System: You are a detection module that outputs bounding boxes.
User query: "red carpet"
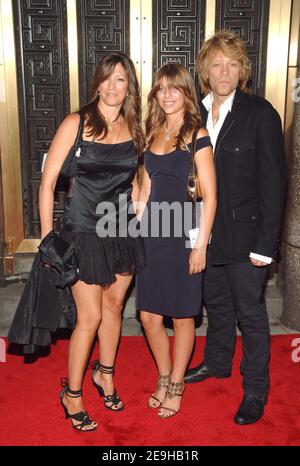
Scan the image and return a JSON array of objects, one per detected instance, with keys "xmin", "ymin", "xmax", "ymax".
[{"xmin": 0, "ymin": 335, "xmax": 300, "ymax": 446}]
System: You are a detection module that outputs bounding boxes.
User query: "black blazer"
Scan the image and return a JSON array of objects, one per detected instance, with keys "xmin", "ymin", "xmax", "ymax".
[{"xmin": 201, "ymin": 88, "xmax": 287, "ymax": 264}]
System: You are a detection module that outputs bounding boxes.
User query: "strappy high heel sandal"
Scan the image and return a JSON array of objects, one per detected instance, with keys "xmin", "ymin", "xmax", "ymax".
[
  {"xmin": 148, "ymin": 374, "xmax": 170, "ymax": 409},
  {"xmin": 59, "ymin": 379, "xmax": 97, "ymax": 432},
  {"xmin": 91, "ymin": 361, "xmax": 124, "ymax": 412},
  {"xmin": 158, "ymin": 381, "xmax": 185, "ymax": 419}
]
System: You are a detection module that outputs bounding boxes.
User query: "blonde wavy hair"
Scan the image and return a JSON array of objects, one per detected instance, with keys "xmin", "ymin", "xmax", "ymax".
[
  {"xmin": 196, "ymin": 30, "xmax": 251, "ymax": 95},
  {"xmin": 145, "ymin": 63, "xmax": 202, "ymax": 151}
]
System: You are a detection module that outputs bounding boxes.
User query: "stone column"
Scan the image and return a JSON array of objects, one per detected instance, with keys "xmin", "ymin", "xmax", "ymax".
[
  {"xmin": 0, "ymin": 152, "xmax": 4, "ymax": 286},
  {"xmin": 281, "ymin": 66, "xmax": 300, "ymax": 331}
]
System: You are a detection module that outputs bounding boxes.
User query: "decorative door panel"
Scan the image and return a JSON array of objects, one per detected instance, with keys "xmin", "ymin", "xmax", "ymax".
[
  {"xmin": 13, "ymin": 0, "xmax": 130, "ymax": 239},
  {"xmin": 216, "ymin": 0, "xmax": 270, "ymax": 96},
  {"xmin": 77, "ymin": 0, "xmax": 130, "ymax": 105},
  {"xmin": 152, "ymin": 0, "xmax": 205, "ymax": 92},
  {"xmin": 13, "ymin": 0, "xmax": 70, "ymax": 237}
]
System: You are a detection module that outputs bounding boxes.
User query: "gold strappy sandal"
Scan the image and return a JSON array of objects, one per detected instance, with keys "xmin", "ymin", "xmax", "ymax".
[
  {"xmin": 148, "ymin": 374, "xmax": 170, "ymax": 409},
  {"xmin": 158, "ymin": 381, "xmax": 185, "ymax": 419}
]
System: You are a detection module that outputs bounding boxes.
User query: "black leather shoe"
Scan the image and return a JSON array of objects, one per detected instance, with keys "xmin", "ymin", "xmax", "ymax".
[
  {"xmin": 234, "ymin": 394, "xmax": 267, "ymax": 425},
  {"xmin": 184, "ymin": 362, "xmax": 231, "ymax": 384}
]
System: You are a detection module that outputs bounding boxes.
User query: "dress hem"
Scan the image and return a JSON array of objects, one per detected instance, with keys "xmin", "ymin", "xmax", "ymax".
[{"xmin": 136, "ymin": 304, "xmax": 201, "ymax": 319}]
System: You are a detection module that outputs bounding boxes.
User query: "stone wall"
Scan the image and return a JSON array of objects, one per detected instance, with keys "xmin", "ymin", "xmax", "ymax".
[
  {"xmin": 0, "ymin": 152, "xmax": 4, "ymax": 285},
  {"xmin": 281, "ymin": 65, "xmax": 300, "ymax": 331}
]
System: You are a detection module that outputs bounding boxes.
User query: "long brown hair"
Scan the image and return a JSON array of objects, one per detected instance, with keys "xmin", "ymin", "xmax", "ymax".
[
  {"xmin": 145, "ymin": 63, "xmax": 202, "ymax": 150},
  {"xmin": 197, "ymin": 30, "xmax": 251, "ymax": 95},
  {"xmin": 80, "ymin": 52, "xmax": 144, "ymax": 155}
]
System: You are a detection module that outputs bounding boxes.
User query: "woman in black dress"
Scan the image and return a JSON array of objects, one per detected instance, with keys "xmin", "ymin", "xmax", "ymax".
[
  {"xmin": 136, "ymin": 63, "xmax": 217, "ymax": 419},
  {"xmin": 39, "ymin": 53, "xmax": 144, "ymax": 431}
]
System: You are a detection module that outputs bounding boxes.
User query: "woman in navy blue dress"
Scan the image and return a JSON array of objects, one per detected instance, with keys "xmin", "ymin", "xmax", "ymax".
[{"xmin": 136, "ymin": 63, "xmax": 217, "ymax": 419}]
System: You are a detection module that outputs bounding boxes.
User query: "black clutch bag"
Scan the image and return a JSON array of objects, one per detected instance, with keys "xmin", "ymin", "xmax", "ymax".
[{"xmin": 38, "ymin": 231, "xmax": 78, "ymax": 287}]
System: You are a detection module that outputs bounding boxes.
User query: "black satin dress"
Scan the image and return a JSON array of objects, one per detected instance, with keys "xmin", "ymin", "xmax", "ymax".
[{"xmin": 61, "ymin": 140, "xmax": 145, "ymax": 287}]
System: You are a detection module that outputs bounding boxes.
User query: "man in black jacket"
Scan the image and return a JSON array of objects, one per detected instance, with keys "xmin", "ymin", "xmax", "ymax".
[{"xmin": 185, "ymin": 30, "xmax": 287, "ymax": 425}]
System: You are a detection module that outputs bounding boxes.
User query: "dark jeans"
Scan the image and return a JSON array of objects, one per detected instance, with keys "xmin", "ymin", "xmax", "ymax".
[{"xmin": 203, "ymin": 250, "xmax": 270, "ymax": 398}]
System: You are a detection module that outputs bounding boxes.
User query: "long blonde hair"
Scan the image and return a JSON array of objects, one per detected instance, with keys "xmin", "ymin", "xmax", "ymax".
[
  {"xmin": 145, "ymin": 63, "xmax": 202, "ymax": 150},
  {"xmin": 197, "ymin": 30, "xmax": 251, "ymax": 95},
  {"xmin": 80, "ymin": 52, "xmax": 145, "ymax": 155}
]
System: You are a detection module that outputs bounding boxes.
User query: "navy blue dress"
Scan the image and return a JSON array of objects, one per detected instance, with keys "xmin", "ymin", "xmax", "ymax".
[{"xmin": 136, "ymin": 136, "xmax": 212, "ymax": 318}]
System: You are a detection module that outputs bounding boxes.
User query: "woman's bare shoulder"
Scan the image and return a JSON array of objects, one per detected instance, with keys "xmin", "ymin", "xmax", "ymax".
[
  {"xmin": 197, "ymin": 127, "xmax": 209, "ymax": 138},
  {"xmin": 61, "ymin": 112, "xmax": 81, "ymax": 129},
  {"xmin": 54, "ymin": 113, "xmax": 81, "ymax": 140}
]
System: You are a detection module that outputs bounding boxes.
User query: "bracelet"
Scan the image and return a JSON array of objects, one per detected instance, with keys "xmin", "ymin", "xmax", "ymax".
[
  {"xmin": 192, "ymin": 247, "xmax": 203, "ymax": 253},
  {"xmin": 192, "ymin": 246, "xmax": 207, "ymax": 253}
]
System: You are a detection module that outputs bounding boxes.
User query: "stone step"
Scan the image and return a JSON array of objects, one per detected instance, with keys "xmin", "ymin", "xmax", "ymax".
[
  {"xmin": 122, "ymin": 281, "xmax": 284, "ymax": 321},
  {"xmin": 0, "ymin": 277, "xmax": 284, "ymax": 339},
  {"xmin": 265, "ymin": 281, "xmax": 283, "ymax": 322},
  {"xmin": 10, "ymin": 254, "xmax": 285, "ymax": 321},
  {"xmin": 13, "ymin": 253, "xmax": 35, "ymax": 275}
]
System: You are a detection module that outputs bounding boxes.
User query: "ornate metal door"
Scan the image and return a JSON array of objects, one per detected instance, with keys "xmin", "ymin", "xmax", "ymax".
[
  {"xmin": 13, "ymin": 0, "xmax": 70, "ymax": 238},
  {"xmin": 77, "ymin": 0, "xmax": 130, "ymax": 104},
  {"xmin": 152, "ymin": 0, "xmax": 205, "ymax": 95},
  {"xmin": 216, "ymin": 0, "xmax": 270, "ymax": 96},
  {"xmin": 12, "ymin": 0, "xmax": 131, "ymax": 239}
]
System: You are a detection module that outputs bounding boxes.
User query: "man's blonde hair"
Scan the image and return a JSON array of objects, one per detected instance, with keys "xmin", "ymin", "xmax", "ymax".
[{"xmin": 196, "ymin": 30, "xmax": 251, "ymax": 95}]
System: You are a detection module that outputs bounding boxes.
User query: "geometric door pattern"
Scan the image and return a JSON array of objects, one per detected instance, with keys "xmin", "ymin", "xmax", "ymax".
[
  {"xmin": 77, "ymin": 0, "xmax": 130, "ymax": 105},
  {"xmin": 13, "ymin": 0, "xmax": 70, "ymax": 237},
  {"xmin": 12, "ymin": 0, "xmax": 271, "ymax": 238},
  {"xmin": 216, "ymin": 0, "xmax": 270, "ymax": 96},
  {"xmin": 152, "ymin": 0, "xmax": 206, "ymax": 94}
]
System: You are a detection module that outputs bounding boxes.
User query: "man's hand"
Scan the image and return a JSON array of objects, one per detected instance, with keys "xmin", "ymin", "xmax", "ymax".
[{"xmin": 250, "ymin": 258, "xmax": 268, "ymax": 267}]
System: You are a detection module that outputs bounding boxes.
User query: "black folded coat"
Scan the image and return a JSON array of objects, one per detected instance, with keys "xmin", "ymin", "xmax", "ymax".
[
  {"xmin": 7, "ymin": 232, "xmax": 77, "ymax": 354},
  {"xmin": 38, "ymin": 230, "xmax": 79, "ymax": 288}
]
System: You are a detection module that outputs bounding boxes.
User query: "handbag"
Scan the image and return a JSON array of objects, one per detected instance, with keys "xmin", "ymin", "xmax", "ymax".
[
  {"xmin": 187, "ymin": 129, "xmax": 202, "ymax": 203},
  {"xmin": 41, "ymin": 113, "xmax": 85, "ymax": 178},
  {"xmin": 187, "ymin": 129, "xmax": 203, "ymax": 246}
]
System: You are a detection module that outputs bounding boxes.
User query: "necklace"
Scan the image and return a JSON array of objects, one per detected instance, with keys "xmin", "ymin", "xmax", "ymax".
[
  {"xmin": 105, "ymin": 117, "xmax": 122, "ymax": 144},
  {"xmin": 106, "ymin": 114, "xmax": 120, "ymax": 132},
  {"xmin": 100, "ymin": 110, "xmax": 120, "ymax": 132},
  {"xmin": 163, "ymin": 120, "xmax": 182, "ymax": 141}
]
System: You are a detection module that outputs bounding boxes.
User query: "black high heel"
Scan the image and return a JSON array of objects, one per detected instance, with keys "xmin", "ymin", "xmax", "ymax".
[
  {"xmin": 59, "ymin": 378, "xmax": 97, "ymax": 431},
  {"xmin": 91, "ymin": 361, "xmax": 124, "ymax": 412}
]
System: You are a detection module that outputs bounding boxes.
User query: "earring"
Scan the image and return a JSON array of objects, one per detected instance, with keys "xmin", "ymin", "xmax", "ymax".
[{"xmin": 127, "ymin": 92, "xmax": 130, "ymax": 98}]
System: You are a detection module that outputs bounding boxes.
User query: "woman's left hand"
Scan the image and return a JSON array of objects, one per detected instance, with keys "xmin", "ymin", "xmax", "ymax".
[{"xmin": 189, "ymin": 247, "xmax": 207, "ymax": 275}]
